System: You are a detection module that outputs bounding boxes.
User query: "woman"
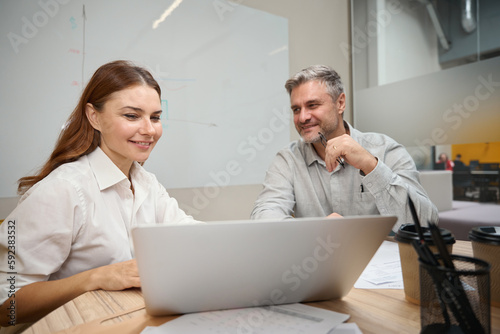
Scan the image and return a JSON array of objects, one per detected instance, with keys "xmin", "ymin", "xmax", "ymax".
[{"xmin": 0, "ymin": 60, "xmax": 198, "ymax": 330}]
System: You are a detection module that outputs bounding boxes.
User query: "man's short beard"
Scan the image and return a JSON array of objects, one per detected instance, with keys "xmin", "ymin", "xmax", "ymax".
[{"xmin": 302, "ymin": 132, "xmax": 322, "ymax": 144}]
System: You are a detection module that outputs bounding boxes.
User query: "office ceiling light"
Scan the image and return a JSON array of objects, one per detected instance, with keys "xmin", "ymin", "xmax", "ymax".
[
  {"xmin": 269, "ymin": 45, "xmax": 288, "ymax": 56},
  {"xmin": 152, "ymin": 0, "xmax": 184, "ymax": 29},
  {"xmin": 461, "ymin": 0, "xmax": 477, "ymax": 33}
]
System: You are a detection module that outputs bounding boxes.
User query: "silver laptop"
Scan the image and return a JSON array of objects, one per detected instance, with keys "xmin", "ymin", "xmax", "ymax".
[{"xmin": 132, "ymin": 215, "xmax": 397, "ymax": 316}]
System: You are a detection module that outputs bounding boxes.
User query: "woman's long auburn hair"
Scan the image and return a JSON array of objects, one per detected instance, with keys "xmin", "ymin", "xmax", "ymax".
[{"xmin": 17, "ymin": 60, "xmax": 161, "ymax": 195}]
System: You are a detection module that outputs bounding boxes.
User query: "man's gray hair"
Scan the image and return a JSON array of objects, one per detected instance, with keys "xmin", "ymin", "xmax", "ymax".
[{"xmin": 285, "ymin": 65, "xmax": 344, "ymax": 102}]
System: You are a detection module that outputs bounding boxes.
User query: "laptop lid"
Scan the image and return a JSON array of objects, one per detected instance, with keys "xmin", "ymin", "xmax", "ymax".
[{"xmin": 132, "ymin": 215, "xmax": 396, "ymax": 316}]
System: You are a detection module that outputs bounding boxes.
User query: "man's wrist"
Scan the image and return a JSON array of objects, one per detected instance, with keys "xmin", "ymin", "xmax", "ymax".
[{"xmin": 360, "ymin": 157, "xmax": 378, "ymax": 176}]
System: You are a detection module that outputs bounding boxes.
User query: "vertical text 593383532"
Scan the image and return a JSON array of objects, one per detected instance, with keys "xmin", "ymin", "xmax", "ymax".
[{"xmin": 5, "ymin": 219, "xmax": 17, "ymax": 326}]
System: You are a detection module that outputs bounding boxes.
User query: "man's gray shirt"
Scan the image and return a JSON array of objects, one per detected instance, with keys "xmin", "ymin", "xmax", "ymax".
[{"xmin": 251, "ymin": 123, "xmax": 438, "ymax": 232}]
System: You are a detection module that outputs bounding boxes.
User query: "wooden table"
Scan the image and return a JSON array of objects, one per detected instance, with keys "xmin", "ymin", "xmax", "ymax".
[{"xmin": 25, "ymin": 240, "xmax": 500, "ymax": 333}]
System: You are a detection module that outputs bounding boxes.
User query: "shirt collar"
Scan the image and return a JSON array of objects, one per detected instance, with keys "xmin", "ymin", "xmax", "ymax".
[
  {"xmin": 128, "ymin": 161, "xmax": 152, "ymax": 196},
  {"xmin": 345, "ymin": 121, "xmax": 360, "ymax": 142},
  {"xmin": 87, "ymin": 147, "xmax": 128, "ymax": 190},
  {"xmin": 303, "ymin": 141, "xmax": 324, "ymax": 167}
]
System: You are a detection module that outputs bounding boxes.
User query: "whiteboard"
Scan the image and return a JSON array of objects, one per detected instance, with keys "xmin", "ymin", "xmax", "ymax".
[{"xmin": 0, "ymin": 0, "xmax": 290, "ymax": 197}]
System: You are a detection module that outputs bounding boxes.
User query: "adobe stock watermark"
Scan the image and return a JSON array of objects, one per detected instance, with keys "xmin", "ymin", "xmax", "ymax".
[
  {"xmin": 236, "ymin": 234, "xmax": 341, "ymax": 333},
  {"xmin": 340, "ymin": 0, "xmax": 403, "ymax": 61},
  {"xmin": 411, "ymin": 73, "xmax": 500, "ymax": 163},
  {"xmin": 7, "ymin": 0, "xmax": 71, "ymax": 54},
  {"xmin": 212, "ymin": 0, "xmax": 245, "ymax": 21},
  {"xmin": 180, "ymin": 106, "xmax": 289, "ymax": 215}
]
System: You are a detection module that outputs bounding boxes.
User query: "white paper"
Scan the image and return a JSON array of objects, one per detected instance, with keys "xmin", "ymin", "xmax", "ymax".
[
  {"xmin": 141, "ymin": 303, "xmax": 350, "ymax": 334},
  {"xmin": 354, "ymin": 240, "xmax": 404, "ymax": 289}
]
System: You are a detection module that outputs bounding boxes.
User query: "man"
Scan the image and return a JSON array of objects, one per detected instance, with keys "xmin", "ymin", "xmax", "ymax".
[
  {"xmin": 453, "ymin": 154, "xmax": 466, "ymax": 169},
  {"xmin": 250, "ymin": 65, "xmax": 437, "ymax": 232}
]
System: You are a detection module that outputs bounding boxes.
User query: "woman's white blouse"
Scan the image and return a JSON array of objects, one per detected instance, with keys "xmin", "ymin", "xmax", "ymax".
[{"xmin": 0, "ymin": 147, "xmax": 198, "ymax": 304}]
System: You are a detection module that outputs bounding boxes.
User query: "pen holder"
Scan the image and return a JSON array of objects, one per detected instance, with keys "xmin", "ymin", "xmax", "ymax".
[{"xmin": 419, "ymin": 255, "xmax": 491, "ymax": 334}]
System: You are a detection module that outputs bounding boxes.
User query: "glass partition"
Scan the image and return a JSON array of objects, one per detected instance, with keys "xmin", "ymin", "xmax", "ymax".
[{"xmin": 351, "ymin": 0, "xmax": 500, "ymax": 204}]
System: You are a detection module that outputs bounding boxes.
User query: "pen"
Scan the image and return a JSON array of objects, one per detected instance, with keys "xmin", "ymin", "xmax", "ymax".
[
  {"xmin": 428, "ymin": 222, "xmax": 454, "ymax": 269},
  {"xmin": 318, "ymin": 132, "xmax": 345, "ymax": 169}
]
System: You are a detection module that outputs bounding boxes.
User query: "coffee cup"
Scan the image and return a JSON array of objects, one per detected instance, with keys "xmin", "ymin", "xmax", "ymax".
[
  {"xmin": 469, "ymin": 226, "xmax": 500, "ymax": 307},
  {"xmin": 395, "ymin": 223, "xmax": 455, "ymax": 305}
]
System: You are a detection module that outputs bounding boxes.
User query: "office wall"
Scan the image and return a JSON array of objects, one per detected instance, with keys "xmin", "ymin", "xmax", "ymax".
[
  {"xmin": 351, "ymin": 0, "xmax": 500, "ymax": 170},
  {"xmin": 352, "ymin": 0, "xmax": 441, "ymax": 90},
  {"xmin": 0, "ymin": 1, "xmax": 351, "ymax": 221},
  {"xmin": 355, "ymin": 56, "xmax": 500, "ymax": 148},
  {"xmin": 452, "ymin": 142, "xmax": 500, "ymax": 165}
]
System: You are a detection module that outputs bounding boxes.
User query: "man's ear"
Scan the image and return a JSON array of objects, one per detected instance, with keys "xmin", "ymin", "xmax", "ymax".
[
  {"xmin": 336, "ymin": 93, "xmax": 346, "ymax": 116},
  {"xmin": 85, "ymin": 103, "xmax": 101, "ymax": 131}
]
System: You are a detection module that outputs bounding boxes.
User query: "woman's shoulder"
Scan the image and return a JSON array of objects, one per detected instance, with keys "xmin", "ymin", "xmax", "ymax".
[
  {"xmin": 21, "ymin": 156, "xmax": 95, "ymax": 201},
  {"xmin": 46, "ymin": 156, "xmax": 94, "ymax": 184}
]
